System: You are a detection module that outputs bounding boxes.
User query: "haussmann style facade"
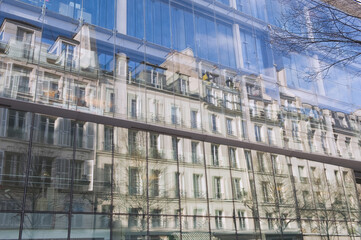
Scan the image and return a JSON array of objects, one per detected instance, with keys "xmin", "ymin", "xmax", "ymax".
[{"xmin": 0, "ymin": 0, "xmax": 361, "ymax": 240}]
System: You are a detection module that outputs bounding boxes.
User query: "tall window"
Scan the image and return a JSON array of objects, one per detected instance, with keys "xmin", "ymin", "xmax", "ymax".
[
  {"xmin": 61, "ymin": 42, "xmax": 75, "ymax": 67},
  {"xmin": 244, "ymin": 150, "xmax": 253, "ymax": 171},
  {"xmin": 211, "ymin": 144, "xmax": 219, "ymax": 166},
  {"xmin": 16, "ymin": 28, "xmax": 33, "ymax": 59},
  {"xmin": 193, "ymin": 174, "xmax": 203, "ymax": 198},
  {"xmin": 128, "ymin": 130, "xmax": 137, "ymax": 155},
  {"xmin": 149, "ymin": 133, "xmax": 159, "ymax": 158},
  {"xmin": 254, "ymin": 124, "xmax": 262, "ymax": 142},
  {"xmin": 241, "ymin": 120, "xmax": 247, "ymax": 139},
  {"xmin": 267, "ymin": 128, "xmax": 274, "ymax": 145},
  {"xmin": 104, "ymin": 126, "xmax": 113, "ymax": 151},
  {"xmin": 292, "ymin": 120, "xmax": 299, "ymax": 140},
  {"xmin": 277, "ymin": 183, "xmax": 284, "ymax": 204},
  {"xmin": 226, "ymin": 118, "xmax": 233, "ymax": 135},
  {"xmin": 129, "ymin": 167, "xmax": 140, "ymax": 195},
  {"xmin": 131, "ymin": 98, "xmax": 137, "ymax": 118},
  {"xmin": 233, "ymin": 178, "xmax": 243, "ymax": 200},
  {"xmin": 191, "ymin": 141, "xmax": 200, "ymax": 164},
  {"xmin": 171, "ymin": 105, "xmax": 178, "ymax": 124},
  {"xmin": 262, "ymin": 182, "xmax": 270, "ymax": 202},
  {"xmin": 172, "ymin": 137, "xmax": 178, "ymax": 161},
  {"xmin": 128, "ymin": 208, "xmax": 141, "ymax": 228},
  {"xmin": 151, "ymin": 209, "xmax": 161, "ymax": 228},
  {"xmin": 215, "ymin": 210, "xmax": 223, "ymax": 229},
  {"xmin": 214, "ymin": 177, "xmax": 222, "ymax": 199},
  {"xmin": 238, "ymin": 211, "xmax": 246, "ymax": 230},
  {"xmin": 229, "ymin": 147, "xmax": 237, "ymax": 168},
  {"xmin": 191, "ymin": 110, "xmax": 198, "ymax": 129},
  {"xmin": 150, "ymin": 170, "xmax": 160, "ymax": 197},
  {"xmin": 266, "ymin": 212, "xmax": 273, "ymax": 230},
  {"xmin": 257, "ymin": 152, "xmax": 266, "ymax": 172},
  {"xmin": 211, "ymin": 114, "xmax": 217, "ymax": 132}
]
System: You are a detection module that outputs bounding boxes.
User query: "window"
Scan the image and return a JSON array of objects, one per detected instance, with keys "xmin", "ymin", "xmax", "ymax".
[
  {"xmin": 271, "ymin": 155, "xmax": 281, "ymax": 174},
  {"xmin": 128, "ymin": 208, "xmax": 141, "ymax": 228},
  {"xmin": 35, "ymin": 115, "xmax": 55, "ymax": 145},
  {"xmin": 57, "ymin": 118, "xmax": 71, "ymax": 146},
  {"xmin": 150, "ymin": 170, "xmax": 160, "ymax": 197},
  {"xmin": 171, "ymin": 105, "xmax": 179, "ymax": 124},
  {"xmin": 61, "ymin": 42, "xmax": 75, "ymax": 67},
  {"xmin": 0, "ymin": 151, "xmax": 3, "ymax": 184},
  {"xmin": 214, "ymin": 177, "xmax": 222, "ymax": 199},
  {"xmin": 292, "ymin": 120, "xmax": 299, "ymax": 140},
  {"xmin": 277, "ymin": 183, "xmax": 284, "ymax": 204},
  {"xmin": 103, "ymin": 164, "xmax": 112, "ymax": 185},
  {"xmin": 16, "ymin": 27, "xmax": 33, "ymax": 59},
  {"xmin": 246, "ymin": 83, "xmax": 262, "ymax": 97},
  {"xmin": 172, "ymin": 137, "xmax": 178, "ymax": 160},
  {"xmin": 345, "ymin": 137, "xmax": 351, "ymax": 156},
  {"xmin": 191, "ymin": 110, "xmax": 198, "ymax": 129},
  {"xmin": 233, "ymin": 178, "xmax": 243, "ymax": 200},
  {"xmin": 211, "ymin": 144, "xmax": 219, "ymax": 166},
  {"xmin": 298, "ymin": 166, "xmax": 307, "ymax": 183},
  {"xmin": 128, "ymin": 130, "xmax": 138, "ymax": 155},
  {"xmin": 226, "ymin": 118, "xmax": 233, "ymax": 135},
  {"xmin": 193, "ymin": 174, "xmax": 203, "ymax": 198},
  {"xmin": 244, "ymin": 150, "xmax": 253, "ymax": 171},
  {"xmin": 131, "ymin": 98, "xmax": 137, "ymax": 118},
  {"xmin": 281, "ymin": 214, "xmax": 288, "ymax": 229},
  {"xmin": 193, "ymin": 209, "xmax": 203, "ymax": 229},
  {"xmin": 105, "ymin": 88, "xmax": 114, "ymax": 113},
  {"xmin": 321, "ymin": 131, "xmax": 327, "ymax": 153},
  {"xmin": 262, "ymin": 182, "xmax": 270, "ymax": 202},
  {"xmin": 215, "ymin": 210, "xmax": 223, "ymax": 229},
  {"xmin": 302, "ymin": 191, "xmax": 309, "ymax": 205},
  {"xmin": 257, "ymin": 152, "xmax": 266, "ymax": 172},
  {"xmin": 191, "ymin": 141, "xmax": 200, "ymax": 164},
  {"xmin": 238, "ymin": 211, "xmax": 246, "ymax": 230},
  {"xmin": 104, "ymin": 126, "xmax": 113, "ymax": 151},
  {"xmin": 151, "ymin": 209, "xmax": 161, "ymax": 228},
  {"xmin": 267, "ymin": 128, "xmax": 274, "ymax": 145},
  {"xmin": 241, "ymin": 120, "xmax": 247, "ymax": 139},
  {"xmin": 266, "ymin": 212, "xmax": 273, "ymax": 230},
  {"xmin": 129, "ymin": 167, "xmax": 140, "ymax": 195},
  {"xmin": 254, "ymin": 124, "xmax": 262, "ymax": 142},
  {"xmin": 334, "ymin": 170, "xmax": 340, "ymax": 186},
  {"xmin": 229, "ymin": 147, "xmax": 237, "ymax": 168},
  {"xmin": 211, "ymin": 114, "xmax": 217, "ymax": 132},
  {"xmin": 149, "ymin": 133, "xmax": 160, "ymax": 158}
]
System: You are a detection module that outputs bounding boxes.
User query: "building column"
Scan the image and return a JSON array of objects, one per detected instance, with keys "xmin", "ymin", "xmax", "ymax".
[{"xmin": 116, "ymin": 0, "xmax": 127, "ymax": 34}]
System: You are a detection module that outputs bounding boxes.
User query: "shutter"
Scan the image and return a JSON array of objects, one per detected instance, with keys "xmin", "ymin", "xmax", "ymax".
[
  {"xmin": 11, "ymin": 76, "xmax": 19, "ymax": 98},
  {"xmin": 0, "ymin": 108, "xmax": 7, "ymax": 137},
  {"xmin": 0, "ymin": 151, "xmax": 4, "ymax": 184},
  {"xmin": 36, "ymin": 70, "xmax": 44, "ymax": 98},
  {"xmin": 84, "ymin": 160, "xmax": 94, "ymax": 191},
  {"xmin": 4, "ymin": 63, "xmax": 13, "ymax": 88}
]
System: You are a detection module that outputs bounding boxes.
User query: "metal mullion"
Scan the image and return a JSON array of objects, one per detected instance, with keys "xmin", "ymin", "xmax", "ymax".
[
  {"xmin": 18, "ymin": 112, "xmax": 35, "ymax": 240},
  {"xmin": 201, "ymin": 141, "xmax": 212, "ymax": 240},
  {"xmin": 227, "ymin": 148, "xmax": 239, "ymax": 240},
  {"xmin": 3, "ymin": 96, "xmax": 361, "ymax": 173},
  {"xmin": 67, "ymin": 121, "xmax": 77, "ymax": 240}
]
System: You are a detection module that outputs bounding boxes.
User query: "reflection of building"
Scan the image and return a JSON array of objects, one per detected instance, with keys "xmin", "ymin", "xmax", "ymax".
[{"xmin": 0, "ymin": 1, "xmax": 360, "ymax": 240}]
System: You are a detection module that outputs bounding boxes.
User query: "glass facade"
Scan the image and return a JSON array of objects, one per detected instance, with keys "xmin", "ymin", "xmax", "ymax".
[{"xmin": 0, "ymin": 0, "xmax": 360, "ymax": 239}]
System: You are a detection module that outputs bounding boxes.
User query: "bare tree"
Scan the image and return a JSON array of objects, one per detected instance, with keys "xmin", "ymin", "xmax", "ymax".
[{"xmin": 270, "ymin": 0, "xmax": 361, "ymax": 79}]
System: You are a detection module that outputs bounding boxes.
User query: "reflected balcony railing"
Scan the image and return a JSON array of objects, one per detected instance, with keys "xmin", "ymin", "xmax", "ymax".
[
  {"xmin": 149, "ymin": 148, "xmax": 164, "ymax": 159},
  {"xmin": 194, "ymin": 191, "xmax": 206, "ymax": 199}
]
